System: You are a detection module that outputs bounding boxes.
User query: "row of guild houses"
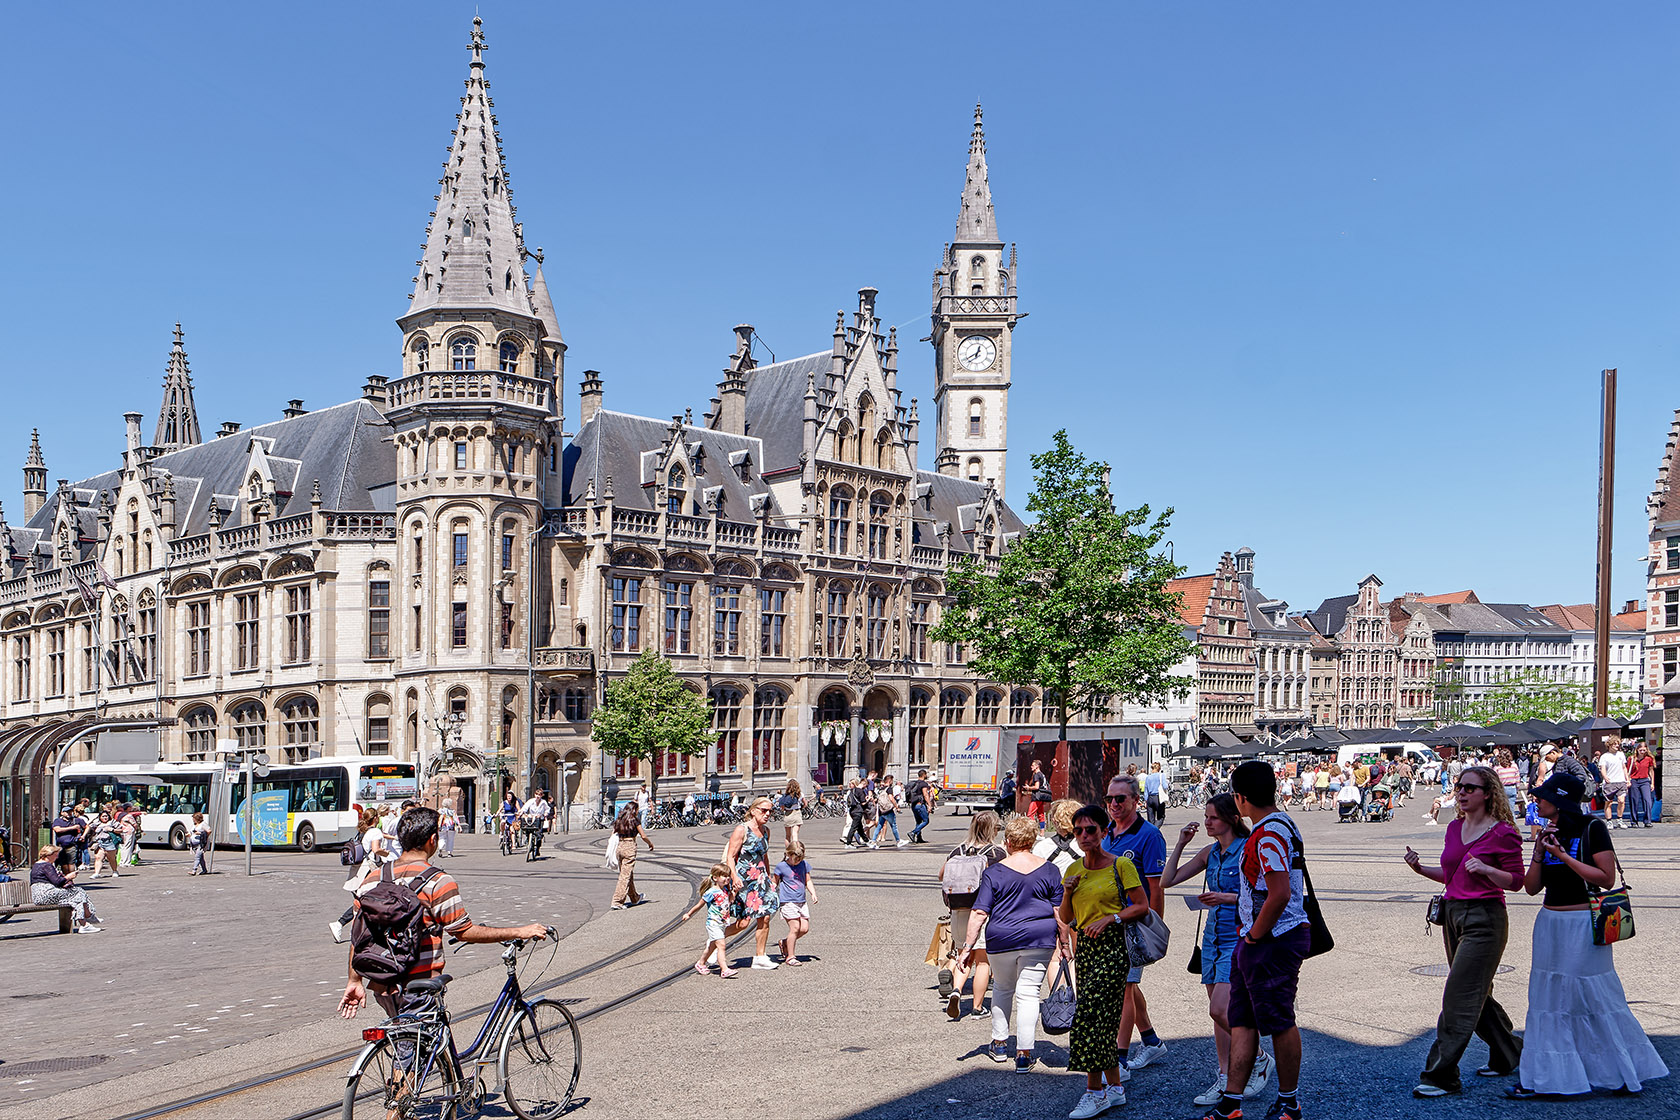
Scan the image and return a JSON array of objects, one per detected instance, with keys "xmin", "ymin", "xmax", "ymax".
[{"xmin": 0, "ymin": 19, "xmax": 1128, "ymax": 834}]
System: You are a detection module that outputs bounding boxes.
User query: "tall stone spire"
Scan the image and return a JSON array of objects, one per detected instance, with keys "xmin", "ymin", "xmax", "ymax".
[
  {"xmin": 408, "ymin": 16, "xmax": 533, "ymax": 317},
  {"xmin": 954, "ymin": 103, "xmax": 1000, "ymax": 244},
  {"xmin": 154, "ymin": 323, "xmax": 202, "ymax": 451},
  {"xmin": 22, "ymin": 429, "xmax": 46, "ymax": 521}
]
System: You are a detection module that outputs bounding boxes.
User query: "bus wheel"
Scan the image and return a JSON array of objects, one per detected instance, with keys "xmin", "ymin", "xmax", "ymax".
[
  {"xmin": 297, "ymin": 824, "xmax": 316, "ymax": 853},
  {"xmin": 169, "ymin": 824, "xmax": 188, "ymax": 851}
]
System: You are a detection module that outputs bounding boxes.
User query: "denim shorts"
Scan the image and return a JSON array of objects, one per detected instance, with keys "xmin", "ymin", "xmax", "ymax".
[{"xmin": 1201, "ymin": 929, "xmax": 1240, "ymax": 986}]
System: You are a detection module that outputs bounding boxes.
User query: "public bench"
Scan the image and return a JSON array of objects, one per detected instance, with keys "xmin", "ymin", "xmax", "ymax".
[{"xmin": 0, "ymin": 879, "xmax": 74, "ymax": 933}]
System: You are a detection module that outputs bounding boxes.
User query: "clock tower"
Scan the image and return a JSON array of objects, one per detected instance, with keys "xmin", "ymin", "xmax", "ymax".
[{"xmin": 931, "ymin": 104, "xmax": 1019, "ymax": 497}]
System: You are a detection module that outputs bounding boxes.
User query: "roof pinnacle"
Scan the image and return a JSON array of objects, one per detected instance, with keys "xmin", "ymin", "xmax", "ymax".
[
  {"xmin": 469, "ymin": 16, "xmax": 487, "ymax": 68},
  {"xmin": 970, "ymin": 102, "xmax": 985, "ymax": 155},
  {"xmin": 954, "ymin": 102, "xmax": 999, "ymax": 244},
  {"xmin": 25, "ymin": 428, "xmax": 45, "ymax": 469},
  {"xmin": 154, "ymin": 322, "xmax": 202, "ymax": 451}
]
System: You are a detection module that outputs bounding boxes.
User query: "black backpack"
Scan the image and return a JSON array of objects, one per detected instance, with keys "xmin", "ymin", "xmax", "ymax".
[
  {"xmin": 350, "ymin": 864, "xmax": 444, "ymax": 985},
  {"xmin": 339, "ymin": 837, "xmax": 368, "ymax": 867}
]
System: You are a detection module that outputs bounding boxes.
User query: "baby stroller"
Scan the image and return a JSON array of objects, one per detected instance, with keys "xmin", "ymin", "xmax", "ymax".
[
  {"xmin": 1336, "ymin": 794, "xmax": 1364, "ymax": 823},
  {"xmin": 1364, "ymin": 787, "xmax": 1394, "ymax": 823}
]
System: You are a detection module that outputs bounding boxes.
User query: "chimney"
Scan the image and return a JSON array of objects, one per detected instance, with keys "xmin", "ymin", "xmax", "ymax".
[
  {"xmin": 282, "ymin": 399, "xmax": 308, "ymax": 418},
  {"xmin": 716, "ymin": 325, "xmax": 753, "ymax": 436},
  {"xmin": 362, "ymin": 375, "xmax": 390, "ymax": 412},
  {"xmin": 1623, "ymin": 599, "xmax": 1639, "ymax": 615},
  {"xmin": 124, "ymin": 411, "xmax": 143, "ymax": 455},
  {"xmin": 217, "ymin": 421, "xmax": 241, "ymax": 439},
  {"xmin": 579, "ymin": 370, "xmax": 604, "ymax": 426}
]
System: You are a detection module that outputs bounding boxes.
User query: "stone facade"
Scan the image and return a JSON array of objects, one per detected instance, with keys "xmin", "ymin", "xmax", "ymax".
[
  {"xmin": 0, "ymin": 19, "xmax": 1100, "ymax": 828},
  {"xmin": 1647, "ymin": 409, "xmax": 1680, "ymax": 699},
  {"xmin": 1234, "ymin": 548, "xmax": 1310, "ymax": 737},
  {"xmin": 1168, "ymin": 553, "xmax": 1256, "ymax": 733},
  {"xmin": 1306, "ymin": 574, "xmax": 1396, "ymax": 729}
]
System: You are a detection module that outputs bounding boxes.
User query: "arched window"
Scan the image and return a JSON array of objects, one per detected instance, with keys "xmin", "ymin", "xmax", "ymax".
[
  {"xmin": 1009, "ymin": 689, "xmax": 1035, "ymax": 723},
  {"xmin": 183, "ymin": 705, "xmax": 216, "ymax": 761},
  {"xmin": 280, "ymin": 695, "xmax": 319, "ymax": 764},
  {"xmin": 753, "ymin": 687, "xmax": 786, "ymax": 772},
  {"xmin": 462, "ymin": 217, "xmax": 475, "ymax": 238},
  {"xmin": 412, "ymin": 337, "xmax": 430, "ymax": 373},
  {"xmin": 875, "ymin": 429, "xmax": 892, "ymax": 470},
  {"xmin": 819, "ymin": 688, "xmax": 849, "ymax": 724},
  {"xmin": 966, "ymin": 458, "xmax": 982, "ymax": 482},
  {"xmin": 827, "ymin": 487, "xmax": 852, "ymax": 554},
  {"xmin": 450, "ymin": 336, "xmax": 477, "ymax": 371},
  {"xmin": 857, "ymin": 394, "xmax": 875, "ymax": 464},
  {"xmin": 976, "ymin": 688, "xmax": 1002, "ymax": 723},
  {"xmin": 968, "ymin": 399, "xmax": 983, "ymax": 438},
  {"xmin": 971, "ymin": 255, "xmax": 985, "ymax": 278},
  {"xmin": 498, "ymin": 339, "xmax": 521, "ymax": 373},
  {"xmin": 939, "ymin": 688, "xmax": 967, "ymax": 727},
  {"xmin": 711, "ymin": 686, "xmax": 743, "ymax": 774},
  {"xmin": 365, "ymin": 695, "xmax": 391, "ymax": 755},
  {"xmin": 231, "ymin": 700, "xmax": 267, "ymax": 750},
  {"xmin": 908, "ymin": 687, "xmax": 931, "ymax": 764},
  {"xmin": 667, "ymin": 465, "xmax": 686, "ymax": 515}
]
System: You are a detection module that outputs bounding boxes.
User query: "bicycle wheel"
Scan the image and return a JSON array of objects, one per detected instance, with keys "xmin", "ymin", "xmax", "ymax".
[
  {"xmin": 498, "ymin": 998, "xmax": 581, "ymax": 1120},
  {"xmin": 342, "ymin": 1036, "xmax": 461, "ymax": 1120}
]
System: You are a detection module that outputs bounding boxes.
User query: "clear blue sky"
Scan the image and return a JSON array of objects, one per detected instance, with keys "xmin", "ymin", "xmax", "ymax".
[{"xmin": 7, "ymin": 3, "xmax": 1677, "ymax": 614}]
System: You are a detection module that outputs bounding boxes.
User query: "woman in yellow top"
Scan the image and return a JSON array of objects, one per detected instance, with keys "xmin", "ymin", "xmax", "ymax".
[{"xmin": 1057, "ymin": 804, "xmax": 1150, "ymax": 1119}]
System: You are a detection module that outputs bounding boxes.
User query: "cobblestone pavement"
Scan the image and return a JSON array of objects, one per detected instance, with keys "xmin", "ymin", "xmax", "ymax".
[{"xmin": 3, "ymin": 806, "xmax": 1676, "ymax": 1120}]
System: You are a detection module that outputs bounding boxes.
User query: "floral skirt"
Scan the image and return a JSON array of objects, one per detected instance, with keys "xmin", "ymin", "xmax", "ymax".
[{"xmin": 1068, "ymin": 927, "xmax": 1129, "ymax": 1073}]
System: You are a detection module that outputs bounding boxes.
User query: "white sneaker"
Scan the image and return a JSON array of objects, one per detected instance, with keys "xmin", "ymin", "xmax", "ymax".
[
  {"xmin": 1114, "ymin": 1064, "xmax": 1131, "ymax": 1083},
  {"xmin": 750, "ymin": 955, "xmax": 779, "ymax": 970},
  {"xmin": 1194, "ymin": 1074, "xmax": 1228, "ymax": 1106},
  {"xmin": 76, "ymin": 925, "xmax": 104, "ymax": 934},
  {"xmin": 868, "ymin": 841, "xmax": 879, "ymax": 849},
  {"xmin": 1069, "ymin": 1088, "xmax": 1114, "ymax": 1119},
  {"xmin": 328, "ymin": 920, "xmax": 346, "ymax": 944},
  {"xmin": 1126, "ymin": 1040, "xmax": 1168, "ymax": 1069},
  {"xmin": 1244, "ymin": 1050, "xmax": 1273, "ymax": 1097},
  {"xmin": 897, "ymin": 838, "xmax": 909, "ymax": 847}
]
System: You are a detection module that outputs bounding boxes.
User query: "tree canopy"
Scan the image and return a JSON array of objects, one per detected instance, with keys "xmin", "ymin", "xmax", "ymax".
[
  {"xmin": 931, "ymin": 430, "xmax": 1196, "ymax": 740},
  {"xmin": 1456, "ymin": 669, "xmax": 1643, "ymax": 726},
  {"xmin": 590, "ymin": 649, "xmax": 713, "ymax": 796}
]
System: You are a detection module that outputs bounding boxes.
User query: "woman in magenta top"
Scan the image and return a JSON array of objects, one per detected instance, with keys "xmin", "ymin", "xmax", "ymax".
[{"xmin": 1402, "ymin": 764, "xmax": 1525, "ymax": 1097}]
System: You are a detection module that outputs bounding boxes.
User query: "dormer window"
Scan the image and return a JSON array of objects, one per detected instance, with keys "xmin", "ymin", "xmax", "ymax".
[{"xmin": 667, "ymin": 465, "xmax": 686, "ymax": 515}]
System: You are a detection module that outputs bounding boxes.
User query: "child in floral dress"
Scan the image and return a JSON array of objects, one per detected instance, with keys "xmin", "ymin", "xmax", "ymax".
[{"xmin": 682, "ymin": 863, "xmax": 738, "ymax": 978}]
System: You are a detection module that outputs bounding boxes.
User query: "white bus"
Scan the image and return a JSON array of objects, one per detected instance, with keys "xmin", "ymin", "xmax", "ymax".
[{"xmin": 59, "ymin": 757, "xmax": 418, "ymax": 852}]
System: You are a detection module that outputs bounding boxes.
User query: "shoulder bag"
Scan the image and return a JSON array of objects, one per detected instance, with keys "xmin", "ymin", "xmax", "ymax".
[
  {"xmin": 1187, "ymin": 910, "xmax": 1204, "ymax": 975},
  {"xmin": 1116, "ymin": 860, "xmax": 1170, "ymax": 967},
  {"xmin": 1039, "ymin": 959, "xmax": 1076, "ymax": 1035},
  {"xmin": 1271, "ymin": 816, "xmax": 1334, "ymax": 958},
  {"xmin": 1588, "ymin": 838, "xmax": 1635, "ymax": 945}
]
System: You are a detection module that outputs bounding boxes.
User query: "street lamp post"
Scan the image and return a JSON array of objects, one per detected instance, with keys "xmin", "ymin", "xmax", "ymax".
[{"xmin": 421, "ymin": 710, "xmax": 465, "ymax": 809}]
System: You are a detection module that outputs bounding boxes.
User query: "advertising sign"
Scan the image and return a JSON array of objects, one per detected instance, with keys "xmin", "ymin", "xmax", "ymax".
[
  {"xmin": 358, "ymin": 766, "xmax": 420, "ymax": 803},
  {"xmin": 233, "ymin": 790, "xmax": 291, "ymax": 846},
  {"xmin": 942, "ymin": 727, "xmax": 1002, "ymax": 791}
]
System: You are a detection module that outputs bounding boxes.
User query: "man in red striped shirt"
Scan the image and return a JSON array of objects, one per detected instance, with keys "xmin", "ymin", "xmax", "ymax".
[{"xmin": 339, "ymin": 806, "xmax": 548, "ymax": 1021}]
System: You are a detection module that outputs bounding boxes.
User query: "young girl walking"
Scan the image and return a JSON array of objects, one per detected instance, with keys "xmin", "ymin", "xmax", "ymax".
[
  {"xmin": 773, "ymin": 840, "xmax": 817, "ymax": 964},
  {"xmin": 682, "ymin": 863, "xmax": 739, "ymax": 978}
]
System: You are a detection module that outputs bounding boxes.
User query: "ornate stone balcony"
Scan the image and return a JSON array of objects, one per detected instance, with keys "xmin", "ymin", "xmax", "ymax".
[{"xmin": 387, "ymin": 370, "xmax": 552, "ymax": 414}]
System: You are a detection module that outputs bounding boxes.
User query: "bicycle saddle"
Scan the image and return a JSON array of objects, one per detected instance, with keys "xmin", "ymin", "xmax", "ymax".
[{"xmin": 404, "ymin": 973, "xmax": 452, "ymax": 994}]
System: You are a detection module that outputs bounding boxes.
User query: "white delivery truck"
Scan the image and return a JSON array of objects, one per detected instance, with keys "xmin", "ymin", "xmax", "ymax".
[{"xmin": 939, "ymin": 725, "xmax": 1005, "ymax": 809}]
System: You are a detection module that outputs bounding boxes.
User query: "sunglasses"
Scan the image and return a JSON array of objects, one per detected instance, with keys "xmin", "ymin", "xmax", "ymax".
[
  {"xmin": 1073, "ymin": 824, "xmax": 1103, "ymax": 836},
  {"xmin": 1105, "ymin": 794, "xmax": 1132, "ymax": 804},
  {"xmin": 1454, "ymin": 782, "xmax": 1486, "ymax": 794}
]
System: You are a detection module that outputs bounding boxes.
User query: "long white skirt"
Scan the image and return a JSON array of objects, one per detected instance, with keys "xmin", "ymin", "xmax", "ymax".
[{"xmin": 1519, "ymin": 907, "xmax": 1668, "ymax": 1094}]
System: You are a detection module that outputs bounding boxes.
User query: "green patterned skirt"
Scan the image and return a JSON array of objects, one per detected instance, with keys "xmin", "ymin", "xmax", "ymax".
[{"xmin": 1069, "ymin": 927, "xmax": 1131, "ymax": 1073}]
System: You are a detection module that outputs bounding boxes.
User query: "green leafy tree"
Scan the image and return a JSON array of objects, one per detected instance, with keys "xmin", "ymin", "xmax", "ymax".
[
  {"xmin": 931, "ymin": 430, "xmax": 1197, "ymax": 741},
  {"xmin": 590, "ymin": 649, "xmax": 713, "ymax": 798},
  {"xmin": 1458, "ymin": 669, "xmax": 1643, "ymax": 725}
]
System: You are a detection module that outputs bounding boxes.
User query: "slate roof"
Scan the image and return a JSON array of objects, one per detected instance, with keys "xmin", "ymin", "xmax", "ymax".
[
  {"xmin": 22, "ymin": 399, "xmax": 395, "ymax": 546},
  {"xmin": 1243, "ymin": 582, "xmax": 1308, "ymax": 640},
  {"xmin": 1305, "ymin": 594, "xmax": 1356, "ymax": 639},
  {"xmin": 738, "ymin": 351, "xmax": 829, "ymax": 473},
  {"xmin": 1484, "ymin": 602, "xmax": 1570, "ymax": 638},
  {"xmin": 911, "ymin": 470, "xmax": 1025, "ymax": 553},
  {"xmin": 563, "ymin": 410, "xmax": 772, "ymax": 519}
]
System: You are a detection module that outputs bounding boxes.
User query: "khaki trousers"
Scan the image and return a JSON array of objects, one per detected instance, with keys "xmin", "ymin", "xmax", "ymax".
[
  {"xmin": 1420, "ymin": 898, "xmax": 1522, "ymax": 1091},
  {"xmin": 612, "ymin": 838, "xmax": 640, "ymax": 905}
]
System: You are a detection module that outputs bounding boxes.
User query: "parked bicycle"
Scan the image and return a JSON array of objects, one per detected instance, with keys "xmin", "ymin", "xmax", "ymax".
[{"xmin": 343, "ymin": 932, "xmax": 580, "ymax": 1120}]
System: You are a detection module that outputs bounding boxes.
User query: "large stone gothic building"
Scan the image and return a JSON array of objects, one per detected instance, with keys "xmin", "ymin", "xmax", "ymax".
[{"xmin": 0, "ymin": 19, "xmax": 1070, "ymax": 829}]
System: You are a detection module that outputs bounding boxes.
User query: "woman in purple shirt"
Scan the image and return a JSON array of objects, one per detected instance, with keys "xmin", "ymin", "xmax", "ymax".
[
  {"xmin": 1401, "ymin": 764, "xmax": 1524, "ymax": 1096},
  {"xmin": 961, "ymin": 815, "xmax": 1064, "ymax": 1073}
]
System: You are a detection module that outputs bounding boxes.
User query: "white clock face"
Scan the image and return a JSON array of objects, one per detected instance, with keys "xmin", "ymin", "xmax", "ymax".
[{"xmin": 957, "ymin": 335, "xmax": 997, "ymax": 372}]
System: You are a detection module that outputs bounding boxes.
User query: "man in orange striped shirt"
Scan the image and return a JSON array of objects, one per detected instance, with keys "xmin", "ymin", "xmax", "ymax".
[{"xmin": 339, "ymin": 806, "xmax": 549, "ymax": 1020}]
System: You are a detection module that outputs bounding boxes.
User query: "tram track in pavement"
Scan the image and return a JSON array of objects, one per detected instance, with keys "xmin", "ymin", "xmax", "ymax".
[{"xmin": 109, "ymin": 830, "xmax": 746, "ymax": 1120}]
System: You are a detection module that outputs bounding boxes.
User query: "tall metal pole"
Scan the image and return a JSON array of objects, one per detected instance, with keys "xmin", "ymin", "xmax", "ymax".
[
  {"xmin": 1594, "ymin": 368, "xmax": 1617, "ymax": 719},
  {"xmin": 243, "ymin": 756, "xmax": 254, "ymax": 876}
]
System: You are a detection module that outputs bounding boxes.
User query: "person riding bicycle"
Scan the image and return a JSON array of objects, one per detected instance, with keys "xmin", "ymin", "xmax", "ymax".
[
  {"xmin": 520, "ymin": 791, "xmax": 552, "ymax": 859},
  {"xmin": 339, "ymin": 807, "xmax": 549, "ymax": 1025},
  {"xmin": 498, "ymin": 793, "xmax": 520, "ymax": 853}
]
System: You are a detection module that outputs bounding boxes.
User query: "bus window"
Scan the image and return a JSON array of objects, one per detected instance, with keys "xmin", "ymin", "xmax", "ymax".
[{"xmin": 294, "ymin": 777, "xmax": 346, "ymax": 813}]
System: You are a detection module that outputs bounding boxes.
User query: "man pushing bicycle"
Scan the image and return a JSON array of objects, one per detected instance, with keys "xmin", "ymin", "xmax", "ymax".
[{"xmin": 339, "ymin": 806, "xmax": 549, "ymax": 1023}]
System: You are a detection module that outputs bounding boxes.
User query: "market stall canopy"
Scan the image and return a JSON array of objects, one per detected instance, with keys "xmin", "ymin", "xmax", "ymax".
[
  {"xmin": 1418, "ymin": 724, "xmax": 1527, "ymax": 749},
  {"xmin": 1625, "ymin": 708, "xmax": 1664, "ymax": 731}
]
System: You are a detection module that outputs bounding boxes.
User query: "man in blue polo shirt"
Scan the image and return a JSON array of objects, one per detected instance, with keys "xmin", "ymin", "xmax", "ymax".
[{"xmin": 1102, "ymin": 773, "xmax": 1169, "ymax": 1076}]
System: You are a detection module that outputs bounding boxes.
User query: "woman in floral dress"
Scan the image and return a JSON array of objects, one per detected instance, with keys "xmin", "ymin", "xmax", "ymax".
[{"xmin": 724, "ymin": 797, "xmax": 781, "ymax": 970}]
